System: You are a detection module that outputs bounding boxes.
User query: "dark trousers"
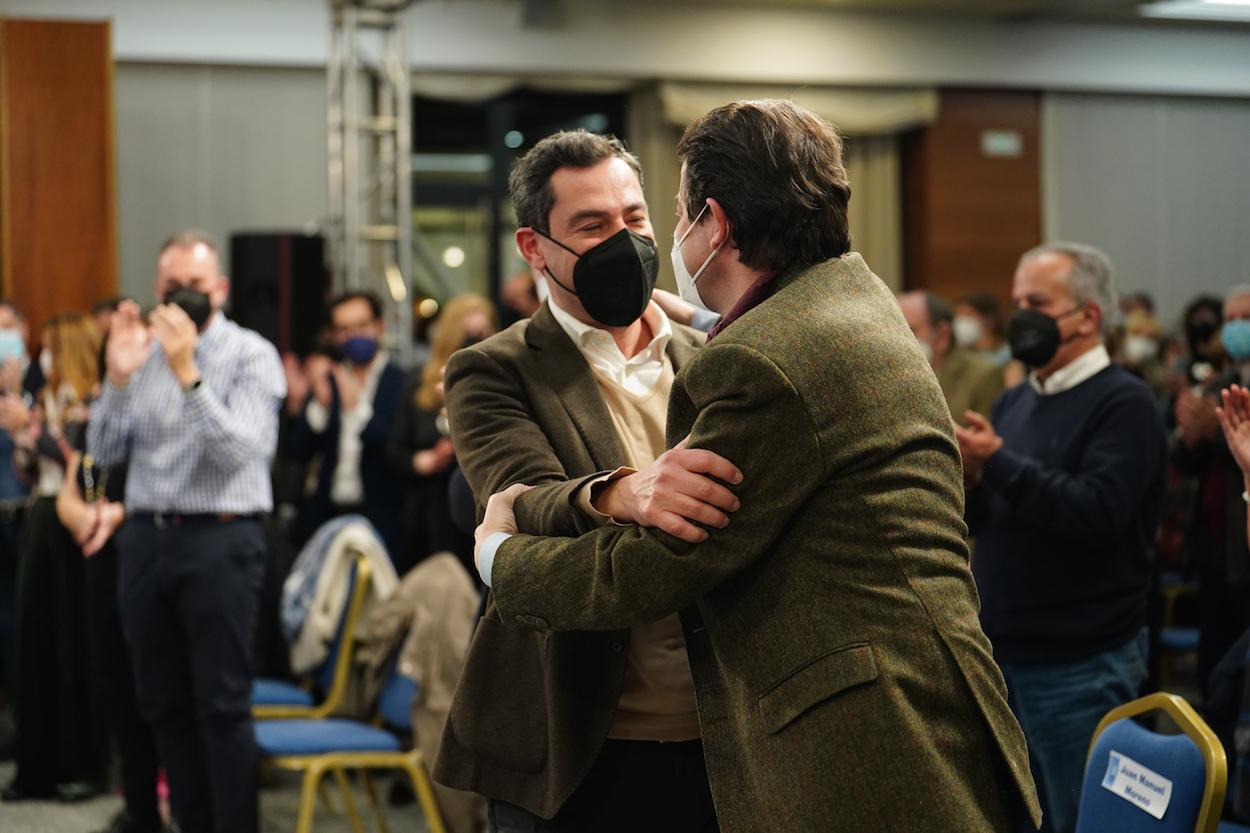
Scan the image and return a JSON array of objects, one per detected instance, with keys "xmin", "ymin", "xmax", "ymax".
[
  {"xmin": 116, "ymin": 516, "xmax": 265, "ymax": 833},
  {"xmin": 490, "ymin": 740, "xmax": 719, "ymax": 833},
  {"xmin": 0, "ymin": 506, "xmax": 22, "ymax": 696},
  {"xmin": 12, "ymin": 497, "xmax": 103, "ymax": 791},
  {"xmin": 86, "ymin": 541, "xmax": 161, "ymax": 828}
]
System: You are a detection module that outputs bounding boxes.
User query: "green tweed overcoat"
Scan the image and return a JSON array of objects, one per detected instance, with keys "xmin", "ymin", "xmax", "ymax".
[{"xmin": 490, "ymin": 253, "xmax": 1043, "ymax": 832}]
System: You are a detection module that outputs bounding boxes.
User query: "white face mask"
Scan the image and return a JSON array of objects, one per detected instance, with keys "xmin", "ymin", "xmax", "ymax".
[
  {"xmin": 671, "ymin": 204, "xmax": 722, "ymax": 313},
  {"xmin": 1123, "ymin": 334, "xmax": 1159, "ymax": 365},
  {"xmin": 39, "ymin": 347, "xmax": 52, "ymax": 378},
  {"xmin": 952, "ymin": 315, "xmax": 983, "ymax": 348}
]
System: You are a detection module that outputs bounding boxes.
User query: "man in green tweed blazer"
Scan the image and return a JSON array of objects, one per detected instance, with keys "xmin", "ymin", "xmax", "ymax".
[{"xmin": 475, "ymin": 100, "xmax": 1043, "ymax": 832}]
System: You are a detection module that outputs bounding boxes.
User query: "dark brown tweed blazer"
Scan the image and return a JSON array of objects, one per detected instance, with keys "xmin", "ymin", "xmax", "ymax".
[
  {"xmin": 488, "ymin": 254, "xmax": 1043, "ymax": 832},
  {"xmin": 432, "ymin": 302, "xmax": 704, "ymax": 816}
]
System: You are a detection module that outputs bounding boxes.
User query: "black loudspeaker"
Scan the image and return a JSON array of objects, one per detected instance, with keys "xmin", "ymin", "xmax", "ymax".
[{"xmin": 229, "ymin": 232, "xmax": 328, "ymax": 357}]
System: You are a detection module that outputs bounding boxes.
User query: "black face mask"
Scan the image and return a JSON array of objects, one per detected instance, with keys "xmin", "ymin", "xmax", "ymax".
[
  {"xmin": 1186, "ymin": 318, "xmax": 1220, "ymax": 353},
  {"xmin": 1007, "ymin": 306, "xmax": 1083, "ymax": 369},
  {"xmin": 536, "ymin": 227, "xmax": 659, "ymax": 327},
  {"xmin": 163, "ymin": 285, "xmax": 213, "ymax": 332}
]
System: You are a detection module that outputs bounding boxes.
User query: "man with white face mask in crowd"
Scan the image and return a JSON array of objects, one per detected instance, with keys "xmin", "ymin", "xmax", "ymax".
[
  {"xmin": 435, "ymin": 129, "xmax": 739, "ymax": 833},
  {"xmin": 898, "ymin": 290, "xmax": 1004, "ymax": 425}
]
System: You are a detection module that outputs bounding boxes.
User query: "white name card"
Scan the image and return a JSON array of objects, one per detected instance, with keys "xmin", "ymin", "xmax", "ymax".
[{"xmin": 1100, "ymin": 749, "xmax": 1174, "ymax": 820}]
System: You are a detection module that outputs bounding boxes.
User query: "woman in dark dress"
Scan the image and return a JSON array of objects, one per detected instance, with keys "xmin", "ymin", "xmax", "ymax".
[
  {"xmin": 2, "ymin": 313, "xmax": 105, "ymax": 802},
  {"xmin": 387, "ymin": 294, "xmax": 496, "ymax": 577}
]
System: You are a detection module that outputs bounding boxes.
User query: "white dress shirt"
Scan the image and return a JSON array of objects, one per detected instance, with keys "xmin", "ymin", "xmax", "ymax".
[
  {"xmin": 547, "ymin": 299, "xmax": 672, "ymax": 397},
  {"xmin": 306, "ymin": 352, "xmax": 388, "ymax": 506},
  {"xmin": 1029, "ymin": 344, "xmax": 1111, "ymax": 396}
]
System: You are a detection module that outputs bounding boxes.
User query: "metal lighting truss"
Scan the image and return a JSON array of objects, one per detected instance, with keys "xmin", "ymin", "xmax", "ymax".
[{"xmin": 327, "ymin": 0, "xmax": 413, "ymax": 354}]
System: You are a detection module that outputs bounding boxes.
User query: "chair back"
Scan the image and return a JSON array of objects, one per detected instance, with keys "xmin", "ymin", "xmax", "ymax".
[
  {"xmin": 377, "ymin": 663, "xmax": 419, "ymax": 731},
  {"xmin": 314, "ymin": 548, "xmax": 372, "ymax": 706},
  {"xmin": 1075, "ymin": 693, "xmax": 1227, "ymax": 833}
]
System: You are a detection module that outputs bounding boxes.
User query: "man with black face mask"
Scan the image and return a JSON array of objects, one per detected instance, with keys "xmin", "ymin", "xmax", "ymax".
[
  {"xmin": 87, "ymin": 230, "xmax": 285, "ymax": 833},
  {"xmin": 433, "ymin": 130, "xmax": 740, "ymax": 833},
  {"xmin": 955, "ymin": 242, "xmax": 1168, "ymax": 833}
]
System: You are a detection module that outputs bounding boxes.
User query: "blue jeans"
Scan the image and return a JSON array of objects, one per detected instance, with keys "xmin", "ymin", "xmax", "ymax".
[{"xmin": 999, "ymin": 630, "xmax": 1148, "ymax": 833}]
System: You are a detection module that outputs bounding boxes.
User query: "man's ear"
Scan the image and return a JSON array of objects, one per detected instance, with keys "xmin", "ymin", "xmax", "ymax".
[
  {"xmin": 1082, "ymin": 303, "xmax": 1103, "ymax": 336},
  {"xmin": 705, "ymin": 198, "xmax": 735, "ymax": 251},
  {"xmin": 515, "ymin": 228, "xmax": 546, "ymax": 273},
  {"xmin": 213, "ymin": 276, "xmax": 231, "ymax": 311}
]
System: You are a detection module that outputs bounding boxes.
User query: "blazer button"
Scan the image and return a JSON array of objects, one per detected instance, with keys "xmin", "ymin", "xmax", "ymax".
[{"xmin": 610, "ymin": 641, "xmax": 624, "ymax": 654}]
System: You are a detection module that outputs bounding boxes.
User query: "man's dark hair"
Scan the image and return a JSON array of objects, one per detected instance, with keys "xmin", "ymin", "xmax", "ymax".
[
  {"xmin": 329, "ymin": 290, "xmax": 384, "ymax": 322},
  {"xmin": 508, "ymin": 129, "xmax": 644, "ymax": 234},
  {"xmin": 924, "ymin": 292, "xmax": 954, "ymax": 330},
  {"xmin": 677, "ymin": 99, "xmax": 851, "ymax": 273},
  {"xmin": 957, "ymin": 291, "xmax": 1006, "ymax": 339},
  {"xmin": 92, "ymin": 295, "xmax": 130, "ymax": 315}
]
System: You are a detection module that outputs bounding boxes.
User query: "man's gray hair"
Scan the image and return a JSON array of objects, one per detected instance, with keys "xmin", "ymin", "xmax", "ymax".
[
  {"xmin": 1225, "ymin": 284, "xmax": 1250, "ymax": 305},
  {"xmin": 1020, "ymin": 241, "xmax": 1118, "ymax": 333}
]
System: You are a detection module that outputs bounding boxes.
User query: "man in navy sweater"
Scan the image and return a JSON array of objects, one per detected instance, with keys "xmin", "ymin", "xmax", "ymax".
[{"xmin": 956, "ymin": 242, "xmax": 1167, "ymax": 833}]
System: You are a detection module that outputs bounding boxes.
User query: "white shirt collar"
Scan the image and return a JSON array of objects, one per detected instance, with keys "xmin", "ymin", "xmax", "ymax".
[
  {"xmin": 1029, "ymin": 344, "xmax": 1111, "ymax": 396},
  {"xmin": 547, "ymin": 299, "xmax": 672, "ymax": 396}
]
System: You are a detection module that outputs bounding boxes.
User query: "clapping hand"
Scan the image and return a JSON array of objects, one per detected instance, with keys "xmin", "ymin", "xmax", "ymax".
[
  {"xmin": 105, "ymin": 300, "xmax": 151, "ymax": 387},
  {"xmin": 1216, "ymin": 384, "xmax": 1250, "ymax": 477},
  {"xmin": 149, "ymin": 303, "xmax": 200, "ymax": 387},
  {"xmin": 953, "ymin": 411, "xmax": 1003, "ymax": 483}
]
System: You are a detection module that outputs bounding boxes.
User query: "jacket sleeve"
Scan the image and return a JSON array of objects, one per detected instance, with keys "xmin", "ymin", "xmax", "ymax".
[
  {"xmin": 977, "ymin": 386, "xmax": 1166, "ymax": 541},
  {"xmin": 444, "ymin": 346, "xmax": 608, "ymax": 538},
  {"xmin": 489, "ymin": 342, "xmax": 823, "ymax": 631}
]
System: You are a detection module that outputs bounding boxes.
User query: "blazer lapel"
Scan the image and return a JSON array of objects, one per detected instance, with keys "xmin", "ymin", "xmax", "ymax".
[{"xmin": 524, "ymin": 304, "xmax": 627, "ymax": 471}]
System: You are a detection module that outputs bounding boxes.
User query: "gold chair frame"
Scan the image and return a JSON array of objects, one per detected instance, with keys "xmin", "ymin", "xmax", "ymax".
[
  {"xmin": 1085, "ymin": 692, "xmax": 1228, "ymax": 833},
  {"xmin": 254, "ymin": 549, "xmax": 372, "ymax": 720},
  {"xmin": 266, "ymin": 747, "xmax": 447, "ymax": 833}
]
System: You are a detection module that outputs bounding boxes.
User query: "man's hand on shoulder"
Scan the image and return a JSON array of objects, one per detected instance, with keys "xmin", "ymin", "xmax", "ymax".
[{"xmin": 593, "ymin": 436, "xmax": 743, "ymax": 544}]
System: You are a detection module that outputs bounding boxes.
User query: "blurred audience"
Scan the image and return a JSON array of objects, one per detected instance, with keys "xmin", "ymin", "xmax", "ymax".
[
  {"xmin": 498, "ymin": 269, "xmax": 542, "ymax": 326},
  {"xmin": 285, "ymin": 291, "xmax": 406, "ymax": 557},
  {"xmin": 1116, "ymin": 308, "xmax": 1169, "ymax": 404},
  {"xmin": 899, "ymin": 290, "xmax": 1003, "ymax": 424},
  {"xmin": 1171, "ymin": 285, "xmax": 1250, "ymax": 694},
  {"xmin": 0, "ymin": 301, "xmax": 32, "ymax": 716},
  {"xmin": 956, "ymin": 243, "xmax": 1167, "ymax": 833},
  {"xmin": 388, "ymin": 293, "xmax": 497, "ymax": 576},
  {"xmin": 954, "ymin": 291, "xmax": 1012, "ymax": 366},
  {"xmin": 4, "ymin": 312, "xmax": 106, "ymax": 803}
]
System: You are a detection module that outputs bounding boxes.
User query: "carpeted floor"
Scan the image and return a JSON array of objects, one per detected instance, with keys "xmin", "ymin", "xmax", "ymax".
[{"xmin": 0, "ymin": 761, "xmax": 433, "ymax": 833}]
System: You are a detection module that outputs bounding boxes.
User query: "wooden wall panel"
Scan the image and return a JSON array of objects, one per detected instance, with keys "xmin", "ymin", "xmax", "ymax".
[
  {"xmin": 0, "ymin": 18, "xmax": 116, "ymax": 349},
  {"xmin": 903, "ymin": 89, "xmax": 1041, "ymax": 309}
]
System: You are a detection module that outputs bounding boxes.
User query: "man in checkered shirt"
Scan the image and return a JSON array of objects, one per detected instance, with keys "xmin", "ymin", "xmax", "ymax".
[{"xmin": 88, "ymin": 229, "xmax": 285, "ymax": 833}]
